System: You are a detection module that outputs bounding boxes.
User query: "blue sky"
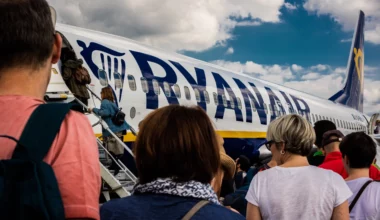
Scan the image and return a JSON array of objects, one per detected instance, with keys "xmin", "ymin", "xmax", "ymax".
[
  {"xmin": 51, "ymin": 0, "xmax": 380, "ymax": 114},
  {"xmin": 184, "ymin": 1, "xmax": 380, "ymax": 73}
]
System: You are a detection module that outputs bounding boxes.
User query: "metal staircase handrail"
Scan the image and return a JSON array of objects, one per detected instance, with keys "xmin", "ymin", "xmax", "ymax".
[
  {"xmin": 74, "ymin": 97, "xmax": 135, "ymax": 158},
  {"xmin": 97, "ymin": 138, "xmax": 137, "ymax": 182}
]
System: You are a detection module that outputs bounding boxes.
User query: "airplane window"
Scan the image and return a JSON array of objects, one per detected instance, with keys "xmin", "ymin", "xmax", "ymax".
[
  {"xmin": 173, "ymin": 84, "xmax": 181, "ymax": 98},
  {"xmin": 222, "ymin": 94, "xmax": 227, "ymax": 107},
  {"xmin": 333, "ymin": 118, "xmax": 336, "ymax": 125},
  {"xmin": 194, "ymin": 88, "xmax": 201, "ymax": 102},
  {"xmin": 128, "ymin": 75, "xmax": 137, "ymax": 91},
  {"xmin": 204, "ymin": 91, "xmax": 210, "ymax": 104},
  {"xmin": 274, "ymin": 105, "xmax": 279, "ymax": 116},
  {"xmin": 230, "ymin": 97, "xmax": 235, "ymax": 108},
  {"xmin": 264, "ymin": 104, "xmax": 268, "ymax": 114},
  {"xmin": 269, "ymin": 105, "xmax": 273, "ymax": 114},
  {"xmin": 114, "ymin": 72, "xmax": 123, "ymax": 89},
  {"xmin": 141, "ymin": 77, "xmax": 148, "ymax": 93},
  {"xmin": 237, "ymin": 97, "xmax": 242, "ymax": 110},
  {"xmin": 130, "ymin": 107, "xmax": 136, "ymax": 119},
  {"xmin": 98, "ymin": 69, "xmax": 108, "ymax": 87},
  {"xmin": 287, "ymin": 103, "xmax": 292, "ymax": 113},
  {"xmin": 184, "ymin": 86, "xmax": 191, "ymax": 100},
  {"xmin": 312, "ymin": 114, "xmax": 316, "ymax": 123},
  {"xmin": 213, "ymin": 92, "xmax": 218, "ymax": 105},
  {"xmin": 164, "ymin": 82, "xmax": 171, "ymax": 97},
  {"xmin": 251, "ymin": 101, "xmax": 257, "ymax": 112},
  {"xmin": 153, "ymin": 79, "xmax": 160, "ymax": 95}
]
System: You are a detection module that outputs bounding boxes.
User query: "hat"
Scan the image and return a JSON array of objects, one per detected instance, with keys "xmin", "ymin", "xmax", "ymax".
[
  {"xmin": 321, "ymin": 130, "xmax": 344, "ymax": 148},
  {"xmin": 216, "ymin": 134, "xmax": 236, "ymax": 180}
]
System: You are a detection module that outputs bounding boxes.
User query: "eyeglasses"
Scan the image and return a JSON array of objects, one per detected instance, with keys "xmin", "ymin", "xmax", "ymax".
[{"xmin": 265, "ymin": 140, "xmax": 274, "ymax": 151}]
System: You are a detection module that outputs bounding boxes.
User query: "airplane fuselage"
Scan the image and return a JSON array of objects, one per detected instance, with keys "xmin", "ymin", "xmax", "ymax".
[{"xmin": 48, "ymin": 24, "xmax": 369, "ymax": 160}]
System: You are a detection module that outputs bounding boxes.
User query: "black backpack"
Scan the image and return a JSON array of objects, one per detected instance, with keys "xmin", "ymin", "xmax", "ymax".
[
  {"xmin": 0, "ymin": 103, "xmax": 71, "ymax": 220},
  {"xmin": 112, "ymin": 107, "xmax": 126, "ymax": 126}
]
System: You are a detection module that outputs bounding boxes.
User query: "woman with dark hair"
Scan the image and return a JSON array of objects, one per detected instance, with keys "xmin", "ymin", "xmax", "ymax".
[
  {"xmin": 100, "ymin": 105, "xmax": 244, "ymax": 220},
  {"xmin": 89, "ymin": 87, "xmax": 129, "ymax": 176}
]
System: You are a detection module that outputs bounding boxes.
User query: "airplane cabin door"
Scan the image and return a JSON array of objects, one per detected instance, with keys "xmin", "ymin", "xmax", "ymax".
[{"xmin": 368, "ymin": 113, "xmax": 380, "ymax": 135}]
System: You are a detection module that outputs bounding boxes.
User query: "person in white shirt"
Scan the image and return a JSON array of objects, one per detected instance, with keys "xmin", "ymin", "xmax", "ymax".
[
  {"xmin": 340, "ymin": 132, "xmax": 380, "ymax": 220},
  {"xmin": 246, "ymin": 114, "xmax": 352, "ymax": 220}
]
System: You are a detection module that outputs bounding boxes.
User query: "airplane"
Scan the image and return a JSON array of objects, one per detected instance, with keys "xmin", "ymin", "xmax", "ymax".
[{"xmin": 46, "ymin": 9, "xmax": 380, "ymax": 166}]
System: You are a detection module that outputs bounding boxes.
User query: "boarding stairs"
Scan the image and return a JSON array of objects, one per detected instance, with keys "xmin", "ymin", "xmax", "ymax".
[{"xmin": 45, "ymin": 88, "xmax": 138, "ymax": 202}]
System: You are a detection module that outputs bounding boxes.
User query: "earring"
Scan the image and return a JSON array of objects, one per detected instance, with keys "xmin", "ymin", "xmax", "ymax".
[{"xmin": 280, "ymin": 150, "xmax": 285, "ymax": 155}]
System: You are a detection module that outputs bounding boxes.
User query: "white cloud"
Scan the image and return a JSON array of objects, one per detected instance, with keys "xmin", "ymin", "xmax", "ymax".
[
  {"xmin": 284, "ymin": 72, "xmax": 345, "ymax": 99},
  {"xmin": 311, "ymin": 64, "xmax": 329, "ymax": 71},
  {"xmin": 213, "ymin": 60, "xmax": 378, "ymax": 114},
  {"xmin": 235, "ymin": 21, "xmax": 262, "ymax": 26},
  {"xmin": 225, "ymin": 47, "xmax": 234, "ymax": 55},
  {"xmin": 212, "ymin": 60, "xmax": 293, "ymax": 84},
  {"xmin": 301, "ymin": 72, "xmax": 320, "ymax": 80},
  {"xmin": 284, "ymin": 2, "xmax": 297, "ymax": 10},
  {"xmin": 366, "ymin": 25, "xmax": 380, "ymax": 44},
  {"xmin": 364, "ymin": 79, "xmax": 380, "ymax": 114},
  {"xmin": 48, "ymin": 0, "xmax": 286, "ymax": 52},
  {"xmin": 291, "ymin": 64, "xmax": 303, "ymax": 72},
  {"xmin": 304, "ymin": 0, "xmax": 380, "ymax": 45},
  {"xmin": 340, "ymin": 38, "xmax": 352, "ymax": 43}
]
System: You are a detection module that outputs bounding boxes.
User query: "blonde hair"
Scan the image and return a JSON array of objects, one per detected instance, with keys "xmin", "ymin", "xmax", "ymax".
[{"xmin": 267, "ymin": 114, "xmax": 315, "ymax": 156}]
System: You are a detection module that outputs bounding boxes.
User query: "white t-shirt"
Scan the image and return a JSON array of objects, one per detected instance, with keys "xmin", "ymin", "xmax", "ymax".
[
  {"xmin": 346, "ymin": 177, "xmax": 380, "ymax": 220},
  {"xmin": 246, "ymin": 166, "xmax": 352, "ymax": 220}
]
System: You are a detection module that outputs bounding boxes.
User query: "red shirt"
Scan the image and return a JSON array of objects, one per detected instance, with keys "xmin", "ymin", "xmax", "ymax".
[{"xmin": 319, "ymin": 151, "xmax": 380, "ymax": 180}]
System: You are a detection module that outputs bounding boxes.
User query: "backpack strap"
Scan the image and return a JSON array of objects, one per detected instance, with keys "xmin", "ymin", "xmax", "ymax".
[
  {"xmin": 12, "ymin": 103, "xmax": 71, "ymax": 162},
  {"xmin": 349, "ymin": 180, "xmax": 373, "ymax": 212},
  {"xmin": 182, "ymin": 200, "xmax": 209, "ymax": 220}
]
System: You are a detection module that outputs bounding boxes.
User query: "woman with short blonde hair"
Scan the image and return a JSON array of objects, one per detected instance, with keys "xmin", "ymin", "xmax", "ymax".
[{"xmin": 246, "ymin": 114, "xmax": 352, "ymax": 220}]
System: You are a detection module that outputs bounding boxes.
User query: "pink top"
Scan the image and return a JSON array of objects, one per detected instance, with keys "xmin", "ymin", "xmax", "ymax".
[{"xmin": 0, "ymin": 95, "xmax": 100, "ymax": 220}]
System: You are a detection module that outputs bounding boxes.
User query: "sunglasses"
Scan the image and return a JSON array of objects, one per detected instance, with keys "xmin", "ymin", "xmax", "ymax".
[
  {"xmin": 265, "ymin": 140, "xmax": 274, "ymax": 151},
  {"xmin": 265, "ymin": 140, "xmax": 286, "ymax": 151}
]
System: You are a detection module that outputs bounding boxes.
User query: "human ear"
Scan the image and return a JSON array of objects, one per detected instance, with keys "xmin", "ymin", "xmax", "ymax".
[{"xmin": 51, "ymin": 33, "xmax": 62, "ymax": 64}]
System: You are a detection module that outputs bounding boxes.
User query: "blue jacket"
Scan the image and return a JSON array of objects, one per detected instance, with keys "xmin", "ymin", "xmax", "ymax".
[
  {"xmin": 93, "ymin": 99, "xmax": 129, "ymax": 137},
  {"xmin": 100, "ymin": 193, "xmax": 245, "ymax": 220}
]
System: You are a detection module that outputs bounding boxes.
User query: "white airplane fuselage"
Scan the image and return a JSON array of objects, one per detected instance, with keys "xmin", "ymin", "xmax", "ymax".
[{"xmin": 47, "ymin": 22, "xmax": 371, "ymax": 160}]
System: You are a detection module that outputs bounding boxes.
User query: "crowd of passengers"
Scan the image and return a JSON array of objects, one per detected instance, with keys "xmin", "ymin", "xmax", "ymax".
[{"xmin": 1, "ymin": 0, "xmax": 380, "ymax": 220}]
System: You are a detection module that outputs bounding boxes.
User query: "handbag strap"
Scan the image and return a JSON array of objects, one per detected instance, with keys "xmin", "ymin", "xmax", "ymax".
[
  {"xmin": 349, "ymin": 180, "xmax": 373, "ymax": 212},
  {"xmin": 182, "ymin": 200, "xmax": 209, "ymax": 220}
]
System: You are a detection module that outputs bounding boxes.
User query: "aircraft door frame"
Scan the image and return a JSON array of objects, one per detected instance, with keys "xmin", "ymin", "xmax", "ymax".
[{"xmin": 368, "ymin": 113, "xmax": 380, "ymax": 135}]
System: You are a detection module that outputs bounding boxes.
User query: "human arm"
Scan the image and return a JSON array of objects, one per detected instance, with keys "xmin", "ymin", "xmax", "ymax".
[
  {"xmin": 245, "ymin": 174, "xmax": 261, "ymax": 220},
  {"xmin": 246, "ymin": 203, "xmax": 262, "ymax": 220},
  {"xmin": 92, "ymin": 100, "xmax": 112, "ymax": 117},
  {"xmin": 45, "ymin": 111, "xmax": 101, "ymax": 220},
  {"xmin": 331, "ymin": 201, "xmax": 349, "ymax": 220},
  {"xmin": 331, "ymin": 172, "xmax": 351, "ymax": 220}
]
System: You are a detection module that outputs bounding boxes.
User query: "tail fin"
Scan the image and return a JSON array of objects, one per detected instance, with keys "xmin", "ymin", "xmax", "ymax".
[{"xmin": 329, "ymin": 10, "xmax": 365, "ymax": 112}]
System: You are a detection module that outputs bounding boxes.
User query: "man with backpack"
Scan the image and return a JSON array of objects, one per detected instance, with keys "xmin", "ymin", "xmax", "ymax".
[
  {"xmin": 0, "ymin": 1, "xmax": 100, "ymax": 219},
  {"xmin": 62, "ymin": 49, "xmax": 91, "ymax": 113},
  {"xmin": 340, "ymin": 132, "xmax": 380, "ymax": 219}
]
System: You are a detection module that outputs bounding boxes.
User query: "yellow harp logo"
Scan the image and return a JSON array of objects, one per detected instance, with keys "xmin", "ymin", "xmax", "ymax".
[{"xmin": 353, "ymin": 48, "xmax": 363, "ymax": 82}]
